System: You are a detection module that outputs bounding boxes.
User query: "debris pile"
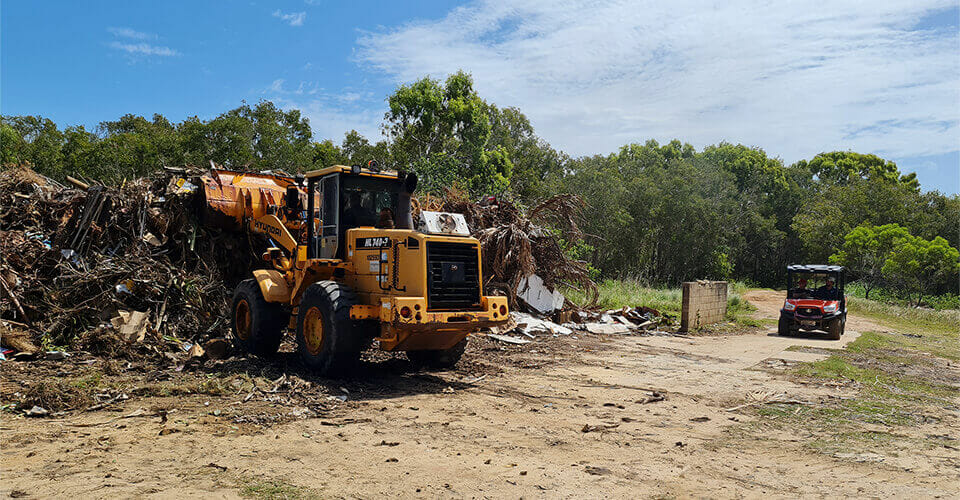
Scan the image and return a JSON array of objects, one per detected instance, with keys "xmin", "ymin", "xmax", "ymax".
[
  {"xmin": 422, "ymin": 189, "xmax": 599, "ymax": 312},
  {"xmin": 487, "ymin": 306, "xmax": 680, "ymax": 344},
  {"xmin": 0, "ymin": 166, "xmax": 253, "ymax": 359},
  {"xmin": 1, "ymin": 165, "xmax": 660, "ymax": 362}
]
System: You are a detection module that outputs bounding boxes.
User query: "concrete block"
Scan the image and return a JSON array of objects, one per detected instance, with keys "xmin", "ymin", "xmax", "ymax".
[{"xmin": 680, "ymin": 281, "xmax": 728, "ymax": 331}]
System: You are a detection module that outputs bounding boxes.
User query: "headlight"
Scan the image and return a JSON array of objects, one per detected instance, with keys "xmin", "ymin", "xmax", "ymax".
[
  {"xmin": 823, "ymin": 304, "xmax": 837, "ymax": 313},
  {"xmin": 784, "ymin": 301, "xmax": 796, "ymax": 311}
]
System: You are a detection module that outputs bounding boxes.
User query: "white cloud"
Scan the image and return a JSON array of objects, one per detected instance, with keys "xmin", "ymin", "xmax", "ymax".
[
  {"xmin": 288, "ymin": 100, "xmax": 384, "ymax": 143},
  {"xmin": 355, "ymin": 0, "xmax": 960, "ymax": 165},
  {"xmin": 268, "ymin": 79, "xmax": 286, "ymax": 93},
  {"xmin": 263, "ymin": 80, "xmax": 384, "ymax": 141},
  {"xmin": 337, "ymin": 92, "xmax": 362, "ymax": 103},
  {"xmin": 107, "ymin": 27, "xmax": 177, "ymax": 58},
  {"xmin": 109, "ymin": 41, "xmax": 179, "ymax": 57},
  {"xmin": 107, "ymin": 27, "xmax": 155, "ymax": 40},
  {"xmin": 273, "ymin": 10, "xmax": 306, "ymax": 27},
  {"xmin": 262, "ymin": 79, "xmax": 321, "ymax": 96}
]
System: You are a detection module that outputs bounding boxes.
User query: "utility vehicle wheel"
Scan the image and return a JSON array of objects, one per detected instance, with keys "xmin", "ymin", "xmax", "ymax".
[
  {"xmin": 826, "ymin": 318, "xmax": 842, "ymax": 340},
  {"xmin": 407, "ymin": 339, "xmax": 467, "ymax": 369},
  {"xmin": 231, "ymin": 279, "xmax": 287, "ymax": 356},
  {"xmin": 296, "ymin": 281, "xmax": 364, "ymax": 376},
  {"xmin": 777, "ymin": 317, "xmax": 791, "ymax": 336}
]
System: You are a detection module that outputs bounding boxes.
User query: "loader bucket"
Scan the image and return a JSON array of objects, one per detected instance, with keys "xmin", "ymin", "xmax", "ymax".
[{"xmin": 198, "ymin": 170, "xmax": 301, "ymax": 231}]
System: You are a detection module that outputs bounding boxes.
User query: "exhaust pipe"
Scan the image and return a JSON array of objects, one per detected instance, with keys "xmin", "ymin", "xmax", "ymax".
[{"xmin": 396, "ymin": 172, "xmax": 418, "ymax": 230}]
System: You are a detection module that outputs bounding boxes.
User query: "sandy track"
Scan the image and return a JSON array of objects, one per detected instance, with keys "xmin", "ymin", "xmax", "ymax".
[{"xmin": 2, "ymin": 292, "xmax": 956, "ymax": 498}]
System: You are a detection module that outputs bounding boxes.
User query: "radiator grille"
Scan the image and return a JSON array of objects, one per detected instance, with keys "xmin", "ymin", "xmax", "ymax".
[{"xmin": 426, "ymin": 241, "xmax": 481, "ymax": 311}]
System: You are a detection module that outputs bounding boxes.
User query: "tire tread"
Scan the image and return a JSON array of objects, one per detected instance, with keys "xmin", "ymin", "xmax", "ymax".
[
  {"xmin": 296, "ymin": 281, "xmax": 365, "ymax": 376},
  {"xmin": 231, "ymin": 279, "xmax": 287, "ymax": 356}
]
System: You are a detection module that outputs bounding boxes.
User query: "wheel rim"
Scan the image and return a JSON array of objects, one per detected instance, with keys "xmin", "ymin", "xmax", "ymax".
[
  {"xmin": 302, "ymin": 306, "xmax": 324, "ymax": 355},
  {"xmin": 235, "ymin": 299, "xmax": 251, "ymax": 340}
]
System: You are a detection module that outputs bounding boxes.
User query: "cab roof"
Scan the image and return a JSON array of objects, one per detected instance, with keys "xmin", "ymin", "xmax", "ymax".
[
  {"xmin": 787, "ymin": 264, "xmax": 845, "ymax": 273},
  {"xmin": 304, "ymin": 165, "xmax": 401, "ymax": 180}
]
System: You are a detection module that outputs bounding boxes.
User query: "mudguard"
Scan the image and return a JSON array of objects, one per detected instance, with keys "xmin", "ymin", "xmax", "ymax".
[{"xmin": 252, "ymin": 269, "xmax": 290, "ymax": 303}]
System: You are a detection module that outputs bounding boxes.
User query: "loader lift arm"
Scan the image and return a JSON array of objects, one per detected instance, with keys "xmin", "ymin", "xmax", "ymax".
[{"xmin": 248, "ymin": 214, "xmax": 300, "ymax": 271}]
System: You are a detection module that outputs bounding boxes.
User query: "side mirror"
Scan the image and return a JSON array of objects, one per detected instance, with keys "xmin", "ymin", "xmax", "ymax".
[{"xmin": 285, "ymin": 185, "xmax": 300, "ymax": 212}]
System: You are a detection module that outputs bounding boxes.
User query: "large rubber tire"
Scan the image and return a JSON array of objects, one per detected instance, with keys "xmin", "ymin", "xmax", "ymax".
[
  {"xmin": 777, "ymin": 316, "xmax": 791, "ymax": 336},
  {"xmin": 231, "ymin": 279, "xmax": 287, "ymax": 356},
  {"xmin": 826, "ymin": 318, "xmax": 842, "ymax": 340},
  {"xmin": 296, "ymin": 281, "xmax": 364, "ymax": 376},
  {"xmin": 407, "ymin": 339, "xmax": 467, "ymax": 369}
]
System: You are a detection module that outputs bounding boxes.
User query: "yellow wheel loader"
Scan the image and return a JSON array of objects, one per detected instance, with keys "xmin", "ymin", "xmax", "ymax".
[{"xmin": 198, "ymin": 164, "xmax": 509, "ymax": 375}]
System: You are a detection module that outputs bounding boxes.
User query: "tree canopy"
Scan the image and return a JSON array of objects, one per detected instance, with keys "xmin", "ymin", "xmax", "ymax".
[
  {"xmin": 384, "ymin": 71, "xmax": 512, "ymax": 196},
  {"xmin": 3, "ymin": 71, "xmax": 956, "ymax": 298}
]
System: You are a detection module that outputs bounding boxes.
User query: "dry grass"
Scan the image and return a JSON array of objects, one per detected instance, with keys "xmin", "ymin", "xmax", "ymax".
[{"xmin": 19, "ymin": 372, "xmax": 105, "ymax": 411}]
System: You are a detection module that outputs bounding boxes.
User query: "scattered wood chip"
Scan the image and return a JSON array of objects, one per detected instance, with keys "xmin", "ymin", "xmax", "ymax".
[
  {"xmin": 581, "ymin": 423, "xmax": 619, "ymax": 433},
  {"xmin": 636, "ymin": 392, "xmax": 666, "ymax": 404},
  {"xmin": 584, "ymin": 466, "xmax": 611, "ymax": 475},
  {"xmin": 320, "ymin": 418, "xmax": 372, "ymax": 426}
]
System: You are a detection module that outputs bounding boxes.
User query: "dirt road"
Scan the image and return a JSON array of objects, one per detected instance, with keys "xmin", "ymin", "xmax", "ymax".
[{"xmin": 2, "ymin": 290, "xmax": 956, "ymax": 498}]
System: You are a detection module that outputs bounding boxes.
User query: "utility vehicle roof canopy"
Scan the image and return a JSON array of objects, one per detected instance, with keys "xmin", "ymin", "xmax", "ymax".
[{"xmin": 787, "ymin": 264, "xmax": 845, "ymax": 273}]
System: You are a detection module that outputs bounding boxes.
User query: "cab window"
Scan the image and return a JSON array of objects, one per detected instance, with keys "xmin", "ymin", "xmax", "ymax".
[{"xmin": 340, "ymin": 176, "xmax": 400, "ymax": 229}]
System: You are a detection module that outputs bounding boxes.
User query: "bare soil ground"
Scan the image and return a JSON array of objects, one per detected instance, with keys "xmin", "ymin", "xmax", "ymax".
[{"xmin": 2, "ymin": 290, "xmax": 958, "ymax": 498}]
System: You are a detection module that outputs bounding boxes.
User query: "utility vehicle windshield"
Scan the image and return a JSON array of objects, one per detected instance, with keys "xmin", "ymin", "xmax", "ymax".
[{"xmin": 788, "ymin": 273, "xmax": 840, "ymax": 300}]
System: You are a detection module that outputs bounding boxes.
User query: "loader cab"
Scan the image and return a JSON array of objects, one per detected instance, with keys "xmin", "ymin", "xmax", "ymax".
[{"xmin": 303, "ymin": 165, "xmax": 416, "ymax": 260}]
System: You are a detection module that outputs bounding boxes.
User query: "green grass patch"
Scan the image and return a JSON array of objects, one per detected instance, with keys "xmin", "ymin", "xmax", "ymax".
[
  {"xmin": 848, "ymin": 297, "xmax": 958, "ymax": 343},
  {"xmin": 738, "ymin": 313, "xmax": 960, "ymax": 457},
  {"xmin": 755, "ymin": 400, "xmax": 913, "ymax": 427},
  {"xmin": 240, "ymin": 478, "xmax": 320, "ymax": 500},
  {"xmin": 857, "ymin": 327, "xmax": 956, "ymax": 361},
  {"xmin": 717, "ymin": 293, "xmax": 960, "ymax": 460},
  {"xmin": 725, "ymin": 292, "xmax": 759, "ymax": 327},
  {"xmin": 18, "ymin": 370, "xmax": 111, "ymax": 411},
  {"xmin": 565, "ymin": 279, "xmax": 683, "ymax": 313},
  {"xmin": 807, "ymin": 430, "xmax": 901, "ymax": 455},
  {"xmin": 566, "ymin": 279, "xmax": 759, "ymax": 328},
  {"xmin": 793, "ymin": 354, "xmax": 953, "ymax": 398},
  {"xmin": 846, "ymin": 282, "xmax": 959, "ymax": 310},
  {"xmin": 793, "ymin": 355, "xmax": 874, "ymax": 381}
]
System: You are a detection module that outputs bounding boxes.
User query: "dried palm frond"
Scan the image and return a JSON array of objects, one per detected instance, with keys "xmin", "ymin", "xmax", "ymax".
[{"xmin": 421, "ymin": 189, "xmax": 598, "ymax": 311}]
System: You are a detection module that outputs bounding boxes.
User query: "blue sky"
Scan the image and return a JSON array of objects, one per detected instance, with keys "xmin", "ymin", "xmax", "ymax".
[{"xmin": 2, "ymin": 1, "xmax": 958, "ymax": 194}]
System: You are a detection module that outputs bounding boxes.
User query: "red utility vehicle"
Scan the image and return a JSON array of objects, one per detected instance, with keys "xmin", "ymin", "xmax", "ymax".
[{"xmin": 778, "ymin": 265, "xmax": 847, "ymax": 340}]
